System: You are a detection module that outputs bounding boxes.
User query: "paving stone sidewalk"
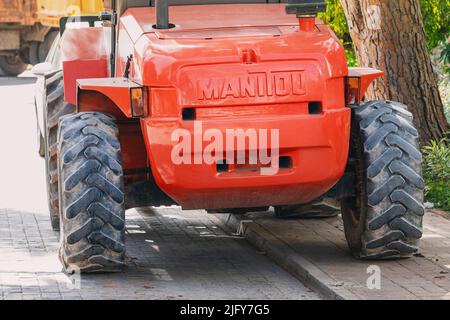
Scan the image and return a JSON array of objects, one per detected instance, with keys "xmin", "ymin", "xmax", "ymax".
[
  {"xmin": 216, "ymin": 209, "xmax": 450, "ymax": 300},
  {"xmin": 0, "ymin": 207, "xmax": 320, "ymax": 300}
]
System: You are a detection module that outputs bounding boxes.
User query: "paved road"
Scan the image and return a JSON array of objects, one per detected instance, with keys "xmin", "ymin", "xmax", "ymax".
[
  {"xmin": 0, "ymin": 76, "xmax": 320, "ymax": 300},
  {"xmin": 219, "ymin": 209, "xmax": 450, "ymax": 300}
]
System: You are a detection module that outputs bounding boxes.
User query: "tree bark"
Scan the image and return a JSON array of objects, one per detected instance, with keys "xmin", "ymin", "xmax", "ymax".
[{"xmin": 339, "ymin": 0, "xmax": 449, "ymax": 145}]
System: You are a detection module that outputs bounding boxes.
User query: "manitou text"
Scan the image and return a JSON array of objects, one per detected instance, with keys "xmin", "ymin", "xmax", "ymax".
[{"xmin": 197, "ymin": 70, "xmax": 306, "ymax": 100}]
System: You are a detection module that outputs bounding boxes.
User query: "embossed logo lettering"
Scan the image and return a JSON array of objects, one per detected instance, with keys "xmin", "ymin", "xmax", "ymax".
[{"xmin": 197, "ymin": 71, "xmax": 305, "ymax": 100}]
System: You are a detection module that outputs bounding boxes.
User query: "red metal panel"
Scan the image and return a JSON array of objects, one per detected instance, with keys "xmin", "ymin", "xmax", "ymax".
[
  {"xmin": 141, "ymin": 108, "xmax": 350, "ymax": 210},
  {"xmin": 75, "ymin": 79, "xmax": 148, "ymax": 173},
  {"xmin": 121, "ymin": 5, "xmax": 323, "ymax": 40},
  {"xmin": 60, "ymin": 27, "xmax": 108, "ymax": 61},
  {"xmin": 63, "ymin": 60, "xmax": 108, "ymax": 105},
  {"xmin": 77, "ymin": 77, "xmax": 141, "ymax": 117},
  {"xmin": 61, "ymin": 27, "xmax": 110, "ymax": 104},
  {"xmin": 114, "ymin": 3, "xmax": 352, "ymax": 209}
]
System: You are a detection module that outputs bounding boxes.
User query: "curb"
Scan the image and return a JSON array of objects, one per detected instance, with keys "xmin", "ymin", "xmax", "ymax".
[{"xmin": 212, "ymin": 213, "xmax": 360, "ymax": 300}]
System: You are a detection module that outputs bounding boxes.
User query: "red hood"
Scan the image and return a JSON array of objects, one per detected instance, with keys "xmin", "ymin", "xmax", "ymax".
[
  {"xmin": 116, "ymin": 3, "xmax": 347, "ymax": 109},
  {"xmin": 121, "ymin": 4, "xmax": 320, "ymax": 41}
]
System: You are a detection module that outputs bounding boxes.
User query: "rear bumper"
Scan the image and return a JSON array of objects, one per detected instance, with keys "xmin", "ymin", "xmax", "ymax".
[{"xmin": 141, "ymin": 108, "xmax": 351, "ymax": 210}]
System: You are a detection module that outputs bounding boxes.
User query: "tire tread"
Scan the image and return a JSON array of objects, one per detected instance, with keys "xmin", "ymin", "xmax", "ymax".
[
  {"xmin": 351, "ymin": 101, "xmax": 424, "ymax": 259},
  {"xmin": 58, "ymin": 112, "xmax": 125, "ymax": 273}
]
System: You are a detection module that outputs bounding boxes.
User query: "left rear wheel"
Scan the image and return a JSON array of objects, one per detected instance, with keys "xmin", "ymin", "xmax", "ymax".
[{"xmin": 57, "ymin": 112, "xmax": 126, "ymax": 273}]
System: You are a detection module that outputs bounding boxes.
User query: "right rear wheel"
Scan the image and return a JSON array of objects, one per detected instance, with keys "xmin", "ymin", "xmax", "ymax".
[
  {"xmin": 57, "ymin": 112, "xmax": 126, "ymax": 273},
  {"xmin": 341, "ymin": 101, "xmax": 424, "ymax": 259}
]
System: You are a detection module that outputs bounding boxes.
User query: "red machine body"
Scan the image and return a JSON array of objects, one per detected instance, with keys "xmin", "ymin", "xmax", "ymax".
[{"xmin": 59, "ymin": 3, "xmax": 382, "ymax": 210}]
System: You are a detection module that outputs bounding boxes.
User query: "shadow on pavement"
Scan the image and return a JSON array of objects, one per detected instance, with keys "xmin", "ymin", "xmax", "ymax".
[{"xmin": 0, "ymin": 207, "xmax": 320, "ymax": 300}]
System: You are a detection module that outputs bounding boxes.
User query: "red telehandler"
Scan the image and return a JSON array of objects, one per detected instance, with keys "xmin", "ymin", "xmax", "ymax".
[{"xmin": 33, "ymin": 0, "xmax": 424, "ymax": 273}]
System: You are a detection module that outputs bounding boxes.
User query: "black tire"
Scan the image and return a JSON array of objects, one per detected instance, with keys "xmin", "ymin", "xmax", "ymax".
[
  {"xmin": 43, "ymin": 71, "xmax": 75, "ymax": 230},
  {"xmin": 29, "ymin": 42, "xmax": 40, "ymax": 66},
  {"xmin": 0, "ymin": 55, "xmax": 27, "ymax": 76},
  {"xmin": 341, "ymin": 101, "xmax": 425, "ymax": 259},
  {"xmin": 39, "ymin": 31, "xmax": 58, "ymax": 62},
  {"xmin": 57, "ymin": 112, "xmax": 126, "ymax": 273},
  {"xmin": 30, "ymin": 31, "xmax": 58, "ymax": 65}
]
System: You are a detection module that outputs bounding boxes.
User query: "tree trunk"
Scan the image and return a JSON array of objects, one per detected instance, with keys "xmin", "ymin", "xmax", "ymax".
[{"xmin": 339, "ymin": 0, "xmax": 449, "ymax": 145}]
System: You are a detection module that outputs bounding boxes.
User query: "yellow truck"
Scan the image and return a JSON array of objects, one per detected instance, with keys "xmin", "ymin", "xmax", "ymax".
[
  {"xmin": 0, "ymin": 0, "xmax": 103, "ymax": 76},
  {"xmin": 37, "ymin": 0, "xmax": 104, "ymax": 27}
]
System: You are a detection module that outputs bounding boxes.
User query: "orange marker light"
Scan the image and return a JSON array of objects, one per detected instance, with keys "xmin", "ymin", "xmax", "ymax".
[
  {"xmin": 130, "ymin": 87, "xmax": 148, "ymax": 117},
  {"xmin": 345, "ymin": 77, "xmax": 361, "ymax": 106}
]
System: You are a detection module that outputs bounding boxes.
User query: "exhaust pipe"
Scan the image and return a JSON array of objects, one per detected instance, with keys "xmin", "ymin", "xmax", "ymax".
[{"xmin": 155, "ymin": 0, "xmax": 170, "ymax": 29}]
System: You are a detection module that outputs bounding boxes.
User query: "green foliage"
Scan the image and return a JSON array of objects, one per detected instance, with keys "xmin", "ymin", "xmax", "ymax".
[
  {"xmin": 319, "ymin": 0, "xmax": 357, "ymax": 66},
  {"xmin": 422, "ymin": 136, "xmax": 450, "ymax": 211},
  {"xmin": 319, "ymin": 0, "xmax": 450, "ymax": 54},
  {"xmin": 442, "ymin": 42, "xmax": 450, "ymax": 64},
  {"xmin": 345, "ymin": 49, "xmax": 358, "ymax": 67},
  {"xmin": 318, "ymin": 0, "xmax": 350, "ymax": 44},
  {"xmin": 420, "ymin": 0, "xmax": 450, "ymax": 50}
]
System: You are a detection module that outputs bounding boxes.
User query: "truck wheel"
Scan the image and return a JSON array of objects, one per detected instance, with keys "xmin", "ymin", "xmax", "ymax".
[
  {"xmin": 0, "ymin": 55, "xmax": 27, "ymax": 76},
  {"xmin": 57, "ymin": 112, "xmax": 126, "ymax": 273},
  {"xmin": 44, "ymin": 72, "xmax": 75, "ymax": 230},
  {"xmin": 342, "ymin": 101, "xmax": 425, "ymax": 259},
  {"xmin": 29, "ymin": 42, "xmax": 40, "ymax": 66},
  {"xmin": 30, "ymin": 31, "xmax": 59, "ymax": 65}
]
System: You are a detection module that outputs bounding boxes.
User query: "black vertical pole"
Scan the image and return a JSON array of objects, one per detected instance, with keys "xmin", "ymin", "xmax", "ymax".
[
  {"xmin": 110, "ymin": 0, "xmax": 117, "ymax": 76},
  {"xmin": 155, "ymin": 0, "xmax": 169, "ymax": 29}
]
